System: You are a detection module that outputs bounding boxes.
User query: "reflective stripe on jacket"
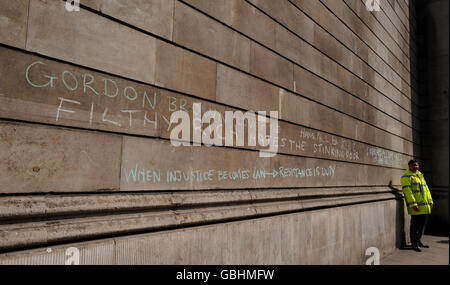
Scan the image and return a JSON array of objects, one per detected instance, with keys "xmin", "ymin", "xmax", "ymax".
[{"xmin": 401, "ymin": 169, "xmax": 434, "ymax": 215}]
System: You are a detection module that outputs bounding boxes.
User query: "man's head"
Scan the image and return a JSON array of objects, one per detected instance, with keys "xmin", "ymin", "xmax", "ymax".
[{"xmin": 408, "ymin": 160, "xmax": 419, "ymax": 172}]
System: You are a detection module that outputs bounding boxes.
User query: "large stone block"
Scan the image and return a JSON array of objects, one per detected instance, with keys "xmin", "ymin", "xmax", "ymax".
[
  {"xmin": 279, "ymin": 212, "xmax": 313, "ymax": 264},
  {"xmin": 173, "ymin": 1, "xmax": 251, "ymax": 72},
  {"xmin": 216, "ymin": 64, "xmax": 279, "ymax": 112},
  {"xmin": 0, "ymin": 122, "xmax": 122, "ymax": 193},
  {"xmin": 83, "ymin": 0, "xmax": 102, "ymax": 11},
  {"xmin": 228, "ymin": 0, "xmax": 276, "ymax": 48},
  {"xmin": 27, "ymin": 0, "xmax": 156, "ymax": 84},
  {"xmin": 247, "ymin": 0, "xmax": 315, "ymax": 43},
  {"xmin": 155, "ymin": 41, "xmax": 217, "ymax": 101},
  {"xmin": 0, "ymin": 0, "xmax": 29, "ymax": 49},
  {"xmin": 101, "ymin": 0, "xmax": 174, "ymax": 41},
  {"xmin": 274, "ymin": 24, "xmax": 313, "ymax": 73},
  {"xmin": 115, "ymin": 223, "xmax": 230, "ymax": 264},
  {"xmin": 183, "ymin": 0, "xmax": 276, "ymax": 49},
  {"xmin": 181, "ymin": 0, "xmax": 233, "ymax": 25},
  {"xmin": 226, "ymin": 216, "xmax": 283, "ymax": 264},
  {"xmin": 250, "ymin": 43, "xmax": 294, "ymax": 90}
]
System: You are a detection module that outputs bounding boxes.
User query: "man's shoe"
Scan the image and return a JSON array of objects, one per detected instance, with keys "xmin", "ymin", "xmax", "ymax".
[
  {"xmin": 412, "ymin": 245, "xmax": 422, "ymax": 252},
  {"xmin": 418, "ymin": 241, "xmax": 429, "ymax": 248}
]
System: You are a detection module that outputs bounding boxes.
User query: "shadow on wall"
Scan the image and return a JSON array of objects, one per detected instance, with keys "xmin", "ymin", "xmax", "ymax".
[
  {"xmin": 389, "ymin": 182, "xmax": 408, "ymax": 249},
  {"xmin": 412, "ymin": 0, "xmax": 449, "ymax": 234}
]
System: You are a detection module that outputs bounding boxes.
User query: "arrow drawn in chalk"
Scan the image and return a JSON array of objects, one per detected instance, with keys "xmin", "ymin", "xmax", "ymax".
[{"xmin": 264, "ymin": 169, "xmax": 278, "ymax": 178}]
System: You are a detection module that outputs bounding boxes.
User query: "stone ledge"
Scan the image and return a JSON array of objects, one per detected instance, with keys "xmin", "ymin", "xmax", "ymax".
[
  {"xmin": 0, "ymin": 199, "xmax": 400, "ymax": 264},
  {"xmin": 0, "ymin": 190, "xmax": 399, "ymax": 251},
  {"xmin": 0, "ymin": 187, "xmax": 400, "ymax": 220}
]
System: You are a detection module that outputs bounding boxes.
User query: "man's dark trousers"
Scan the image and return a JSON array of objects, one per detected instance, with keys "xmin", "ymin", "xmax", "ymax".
[{"xmin": 410, "ymin": 214, "xmax": 429, "ymax": 246}]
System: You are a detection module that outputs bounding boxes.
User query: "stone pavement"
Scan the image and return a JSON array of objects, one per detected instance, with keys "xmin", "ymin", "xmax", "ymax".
[{"xmin": 381, "ymin": 234, "xmax": 449, "ymax": 265}]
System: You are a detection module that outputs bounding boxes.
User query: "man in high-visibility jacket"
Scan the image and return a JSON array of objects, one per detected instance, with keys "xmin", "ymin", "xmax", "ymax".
[{"xmin": 401, "ymin": 160, "xmax": 434, "ymax": 252}]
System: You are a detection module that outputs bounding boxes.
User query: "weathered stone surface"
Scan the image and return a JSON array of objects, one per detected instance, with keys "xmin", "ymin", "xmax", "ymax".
[
  {"xmin": 0, "ymin": 199, "xmax": 401, "ymax": 264},
  {"xmin": 0, "ymin": 0, "xmax": 29, "ymax": 49},
  {"xmin": 82, "ymin": 0, "xmax": 102, "ymax": 11},
  {"xmin": 229, "ymin": 0, "xmax": 276, "ymax": 48},
  {"xmin": 0, "ymin": 187, "xmax": 396, "ymax": 220},
  {"xmin": 384, "ymin": 0, "xmax": 410, "ymax": 35},
  {"xmin": 0, "ymin": 46, "xmax": 410, "ymax": 168},
  {"xmin": 115, "ymin": 200, "xmax": 401, "ymax": 264},
  {"xmin": 173, "ymin": 1, "xmax": 251, "ymax": 72},
  {"xmin": 0, "ymin": 239, "xmax": 115, "ymax": 265},
  {"xmin": 155, "ymin": 41, "xmax": 217, "ymax": 101},
  {"xmin": 279, "ymin": 89, "xmax": 413, "ymax": 155},
  {"xmin": 0, "ymin": 122, "xmax": 122, "ymax": 193},
  {"xmin": 344, "ymin": 0, "xmax": 409, "ymax": 59},
  {"xmin": 120, "ymin": 136, "xmax": 406, "ymax": 191},
  {"xmin": 189, "ymin": 0, "xmax": 409, "ymax": 111},
  {"xmin": 183, "ymin": 0, "xmax": 276, "ymax": 50},
  {"xmin": 309, "ymin": 0, "xmax": 410, "ymax": 90},
  {"xmin": 0, "ymin": 47, "xmax": 160, "ymax": 137},
  {"xmin": 101, "ymin": 0, "xmax": 174, "ymax": 40},
  {"xmin": 182, "ymin": 0, "xmax": 234, "ymax": 25},
  {"xmin": 250, "ymin": 43, "xmax": 294, "ymax": 90},
  {"xmin": 248, "ymin": 0, "xmax": 315, "ymax": 43},
  {"xmin": 27, "ymin": 0, "xmax": 156, "ymax": 84},
  {"xmin": 0, "ymin": 189, "xmax": 399, "ymax": 252},
  {"xmin": 293, "ymin": 65, "xmax": 412, "ymax": 138},
  {"xmin": 320, "ymin": 0, "xmax": 410, "ymax": 73},
  {"xmin": 216, "ymin": 64, "xmax": 279, "ymax": 112}
]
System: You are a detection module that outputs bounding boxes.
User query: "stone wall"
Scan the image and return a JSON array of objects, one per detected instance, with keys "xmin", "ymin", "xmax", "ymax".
[{"xmin": 0, "ymin": 0, "xmax": 418, "ymax": 264}]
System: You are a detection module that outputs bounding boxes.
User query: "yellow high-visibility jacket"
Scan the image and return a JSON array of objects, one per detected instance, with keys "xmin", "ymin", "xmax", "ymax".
[{"xmin": 401, "ymin": 169, "xmax": 434, "ymax": 215}]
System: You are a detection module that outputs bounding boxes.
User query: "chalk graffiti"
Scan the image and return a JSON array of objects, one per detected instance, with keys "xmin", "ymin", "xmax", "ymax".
[
  {"xmin": 366, "ymin": 147, "xmax": 402, "ymax": 166},
  {"xmin": 122, "ymin": 164, "xmax": 337, "ymax": 185},
  {"xmin": 21, "ymin": 59, "xmax": 404, "ymax": 168},
  {"xmin": 25, "ymin": 61, "xmax": 159, "ymax": 109},
  {"xmin": 124, "ymin": 163, "xmax": 161, "ymax": 183}
]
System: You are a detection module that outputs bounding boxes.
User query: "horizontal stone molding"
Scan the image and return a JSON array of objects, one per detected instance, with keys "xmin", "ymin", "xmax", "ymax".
[
  {"xmin": 0, "ymin": 189, "xmax": 400, "ymax": 251},
  {"xmin": 0, "ymin": 199, "xmax": 400, "ymax": 264},
  {"xmin": 0, "ymin": 187, "xmax": 401, "ymax": 220}
]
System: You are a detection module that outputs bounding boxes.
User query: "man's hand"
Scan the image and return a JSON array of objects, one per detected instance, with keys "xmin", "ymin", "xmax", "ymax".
[
  {"xmin": 413, "ymin": 206, "xmax": 420, "ymax": 212},
  {"xmin": 430, "ymin": 204, "xmax": 433, "ymax": 209}
]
